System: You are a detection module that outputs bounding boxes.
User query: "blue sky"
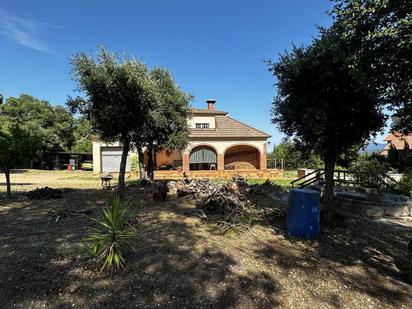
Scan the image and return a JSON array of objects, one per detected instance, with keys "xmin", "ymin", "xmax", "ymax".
[{"xmin": 0, "ymin": 1, "xmax": 388, "ymax": 147}]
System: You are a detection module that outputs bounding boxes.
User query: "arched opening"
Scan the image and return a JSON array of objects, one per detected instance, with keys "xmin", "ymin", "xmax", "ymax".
[
  {"xmin": 224, "ymin": 145, "xmax": 260, "ymax": 169},
  {"xmin": 189, "ymin": 145, "xmax": 217, "ymax": 170}
]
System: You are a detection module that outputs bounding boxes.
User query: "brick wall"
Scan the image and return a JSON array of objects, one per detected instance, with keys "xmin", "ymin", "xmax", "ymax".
[
  {"xmin": 153, "ymin": 169, "xmax": 283, "ymax": 180},
  {"xmin": 224, "ymin": 151, "xmax": 260, "ymax": 169}
]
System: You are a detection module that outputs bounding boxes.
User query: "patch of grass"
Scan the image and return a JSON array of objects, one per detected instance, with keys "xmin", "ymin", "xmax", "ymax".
[
  {"xmin": 248, "ymin": 178, "xmax": 293, "ymax": 189},
  {"xmin": 283, "ymin": 170, "xmax": 297, "ymax": 179}
]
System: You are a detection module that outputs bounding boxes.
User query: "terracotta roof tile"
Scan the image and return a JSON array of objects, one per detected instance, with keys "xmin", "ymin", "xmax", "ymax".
[
  {"xmin": 189, "ymin": 116, "xmax": 271, "ymax": 138},
  {"xmin": 390, "ymin": 138, "xmax": 407, "ymax": 150},
  {"xmin": 401, "ymin": 135, "xmax": 412, "ymax": 148}
]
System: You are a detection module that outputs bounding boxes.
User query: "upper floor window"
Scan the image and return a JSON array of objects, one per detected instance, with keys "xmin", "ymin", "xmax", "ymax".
[{"xmin": 195, "ymin": 123, "xmax": 210, "ymax": 129}]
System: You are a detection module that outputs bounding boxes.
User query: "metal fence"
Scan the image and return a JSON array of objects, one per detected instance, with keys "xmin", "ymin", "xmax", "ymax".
[{"xmin": 267, "ymin": 158, "xmax": 284, "ymax": 170}]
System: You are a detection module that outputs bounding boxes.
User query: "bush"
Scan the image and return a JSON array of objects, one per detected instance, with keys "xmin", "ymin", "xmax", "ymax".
[
  {"xmin": 130, "ymin": 155, "xmax": 139, "ymax": 172},
  {"xmin": 85, "ymin": 194, "xmax": 135, "ymax": 271},
  {"xmin": 348, "ymin": 157, "xmax": 391, "ymax": 189},
  {"xmin": 396, "ymin": 172, "xmax": 412, "ymax": 197}
]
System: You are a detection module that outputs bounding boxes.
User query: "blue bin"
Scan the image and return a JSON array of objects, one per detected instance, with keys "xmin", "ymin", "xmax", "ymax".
[{"xmin": 286, "ymin": 188, "xmax": 320, "ymax": 239}]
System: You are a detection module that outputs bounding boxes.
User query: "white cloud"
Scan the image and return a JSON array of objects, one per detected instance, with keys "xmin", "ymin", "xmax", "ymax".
[{"xmin": 0, "ymin": 8, "xmax": 59, "ymax": 54}]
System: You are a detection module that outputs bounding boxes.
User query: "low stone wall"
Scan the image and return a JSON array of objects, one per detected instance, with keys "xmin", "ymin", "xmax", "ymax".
[
  {"xmin": 335, "ymin": 195, "xmax": 412, "ymax": 218},
  {"xmin": 153, "ymin": 169, "xmax": 284, "ymax": 180}
]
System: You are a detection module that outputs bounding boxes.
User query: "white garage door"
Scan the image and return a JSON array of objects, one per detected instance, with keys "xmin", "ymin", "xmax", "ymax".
[{"xmin": 101, "ymin": 147, "xmax": 131, "ymax": 173}]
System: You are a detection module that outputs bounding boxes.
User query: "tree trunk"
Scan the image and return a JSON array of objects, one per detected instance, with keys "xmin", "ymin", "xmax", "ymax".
[
  {"xmin": 322, "ymin": 156, "xmax": 336, "ymax": 224},
  {"xmin": 5, "ymin": 169, "xmax": 11, "ymax": 200},
  {"xmin": 408, "ymin": 239, "xmax": 412, "ymax": 282},
  {"xmin": 147, "ymin": 144, "xmax": 154, "ymax": 180},
  {"xmin": 117, "ymin": 138, "xmax": 130, "ymax": 196},
  {"xmin": 137, "ymin": 148, "xmax": 146, "ymax": 180}
]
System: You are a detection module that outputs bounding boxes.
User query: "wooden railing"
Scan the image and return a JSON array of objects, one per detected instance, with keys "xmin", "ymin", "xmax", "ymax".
[{"xmin": 291, "ymin": 169, "xmax": 398, "ymax": 191}]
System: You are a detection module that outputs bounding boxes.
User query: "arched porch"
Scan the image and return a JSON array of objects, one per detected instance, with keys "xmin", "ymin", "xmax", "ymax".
[
  {"xmin": 189, "ymin": 145, "xmax": 218, "ymax": 170},
  {"xmin": 224, "ymin": 144, "xmax": 260, "ymax": 170}
]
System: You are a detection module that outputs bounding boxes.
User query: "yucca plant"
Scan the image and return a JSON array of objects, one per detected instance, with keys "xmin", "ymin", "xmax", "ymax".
[{"xmin": 85, "ymin": 194, "xmax": 135, "ymax": 271}]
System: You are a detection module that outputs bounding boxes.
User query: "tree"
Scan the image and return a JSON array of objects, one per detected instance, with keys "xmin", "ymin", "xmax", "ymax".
[
  {"xmin": 68, "ymin": 47, "xmax": 155, "ymax": 193},
  {"xmin": 1, "ymin": 94, "xmax": 75, "ymax": 165},
  {"xmin": 71, "ymin": 117, "xmax": 93, "ymax": 153},
  {"xmin": 270, "ymin": 139, "xmax": 322, "ymax": 170},
  {"xmin": 134, "ymin": 68, "xmax": 191, "ymax": 179},
  {"xmin": 331, "ymin": 0, "xmax": 412, "ymax": 131},
  {"xmin": 391, "ymin": 104, "xmax": 412, "ymax": 134},
  {"xmin": 0, "ymin": 116, "xmax": 41, "ymax": 199},
  {"xmin": 267, "ymin": 31, "xmax": 386, "ymax": 220}
]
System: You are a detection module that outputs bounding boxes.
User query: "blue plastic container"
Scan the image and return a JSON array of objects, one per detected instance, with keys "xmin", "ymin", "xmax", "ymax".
[{"xmin": 286, "ymin": 188, "xmax": 320, "ymax": 239}]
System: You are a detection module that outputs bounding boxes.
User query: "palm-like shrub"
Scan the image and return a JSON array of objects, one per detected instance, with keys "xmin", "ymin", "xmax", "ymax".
[{"xmin": 85, "ymin": 194, "xmax": 134, "ymax": 271}]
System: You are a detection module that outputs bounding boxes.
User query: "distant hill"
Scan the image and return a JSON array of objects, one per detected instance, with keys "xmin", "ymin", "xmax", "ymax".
[{"xmin": 362, "ymin": 143, "xmax": 386, "ymax": 154}]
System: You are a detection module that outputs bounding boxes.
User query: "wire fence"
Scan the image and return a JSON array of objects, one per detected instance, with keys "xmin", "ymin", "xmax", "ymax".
[{"xmin": 267, "ymin": 158, "xmax": 284, "ymax": 170}]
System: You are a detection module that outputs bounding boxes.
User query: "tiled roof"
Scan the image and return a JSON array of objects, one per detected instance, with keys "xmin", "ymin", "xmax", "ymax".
[
  {"xmin": 383, "ymin": 132, "xmax": 412, "ymax": 151},
  {"xmin": 401, "ymin": 135, "xmax": 412, "ymax": 148},
  {"xmin": 390, "ymin": 138, "xmax": 406, "ymax": 150},
  {"xmin": 384, "ymin": 132, "xmax": 404, "ymax": 141},
  {"xmin": 190, "ymin": 116, "xmax": 271, "ymax": 138}
]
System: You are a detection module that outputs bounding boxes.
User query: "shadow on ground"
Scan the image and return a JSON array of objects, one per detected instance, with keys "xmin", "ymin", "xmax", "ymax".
[
  {"xmin": 0, "ymin": 187, "xmax": 282, "ymax": 308},
  {"xmin": 1, "ymin": 184, "xmax": 411, "ymax": 308},
  {"xmin": 255, "ymin": 214, "xmax": 412, "ymax": 307}
]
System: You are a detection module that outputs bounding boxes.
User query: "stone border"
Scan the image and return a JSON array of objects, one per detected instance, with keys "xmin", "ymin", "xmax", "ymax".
[{"xmin": 335, "ymin": 195, "xmax": 412, "ymax": 218}]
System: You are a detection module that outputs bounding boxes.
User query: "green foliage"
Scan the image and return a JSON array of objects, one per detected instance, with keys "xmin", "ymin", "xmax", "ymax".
[
  {"xmin": 269, "ymin": 139, "xmax": 322, "ymax": 169},
  {"xmin": 133, "ymin": 67, "xmax": 192, "ymax": 178},
  {"xmin": 0, "ymin": 116, "xmax": 42, "ymax": 198},
  {"xmin": 267, "ymin": 30, "xmax": 386, "ymax": 210},
  {"xmin": 85, "ymin": 194, "xmax": 135, "ymax": 271},
  {"xmin": 148, "ymin": 68, "xmax": 191, "ymax": 150},
  {"xmin": 348, "ymin": 157, "xmax": 391, "ymax": 189},
  {"xmin": 331, "ymin": 0, "xmax": 412, "ymax": 131},
  {"xmin": 68, "ymin": 47, "xmax": 156, "ymax": 192},
  {"xmin": 69, "ymin": 48, "xmax": 154, "ymax": 142},
  {"xmin": 268, "ymin": 32, "xmax": 385, "ymax": 163},
  {"xmin": 130, "ymin": 155, "xmax": 139, "ymax": 172},
  {"xmin": 396, "ymin": 172, "xmax": 412, "ymax": 197},
  {"xmin": 391, "ymin": 104, "xmax": 412, "ymax": 134},
  {"xmin": 1, "ymin": 94, "xmax": 75, "ymax": 155},
  {"xmin": 71, "ymin": 117, "xmax": 93, "ymax": 153}
]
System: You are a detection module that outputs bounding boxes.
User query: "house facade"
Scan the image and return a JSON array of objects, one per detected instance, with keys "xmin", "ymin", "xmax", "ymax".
[
  {"xmin": 380, "ymin": 132, "xmax": 412, "ymax": 156},
  {"xmin": 93, "ymin": 99, "xmax": 281, "ymax": 179}
]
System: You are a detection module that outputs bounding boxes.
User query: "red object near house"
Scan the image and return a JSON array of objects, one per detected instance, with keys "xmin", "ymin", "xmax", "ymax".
[{"xmin": 67, "ymin": 164, "xmax": 73, "ymax": 172}]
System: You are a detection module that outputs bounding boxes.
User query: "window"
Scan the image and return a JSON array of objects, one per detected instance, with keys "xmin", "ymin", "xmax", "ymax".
[{"xmin": 195, "ymin": 123, "xmax": 209, "ymax": 129}]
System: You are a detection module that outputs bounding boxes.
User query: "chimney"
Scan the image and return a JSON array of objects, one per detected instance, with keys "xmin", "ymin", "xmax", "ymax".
[{"xmin": 207, "ymin": 98, "xmax": 216, "ymax": 111}]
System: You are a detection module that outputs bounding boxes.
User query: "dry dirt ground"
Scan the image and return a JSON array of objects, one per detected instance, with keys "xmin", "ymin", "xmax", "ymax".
[{"xmin": 0, "ymin": 170, "xmax": 412, "ymax": 308}]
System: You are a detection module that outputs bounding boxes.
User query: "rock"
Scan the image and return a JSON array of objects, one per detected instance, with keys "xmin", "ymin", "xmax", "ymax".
[
  {"xmin": 363, "ymin": 206, "xmax": 384, "ymax": 217},
  {"xmin": 229, "ymin": 182, "xmax": 239, "ymax": 192},
  {"xmin": 166, "ymin": 181, "xmax": 177, "ymax": 196},
  {"xmin": 383, "ymin": 205, "xmax": 410, "ymax": 217}
]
